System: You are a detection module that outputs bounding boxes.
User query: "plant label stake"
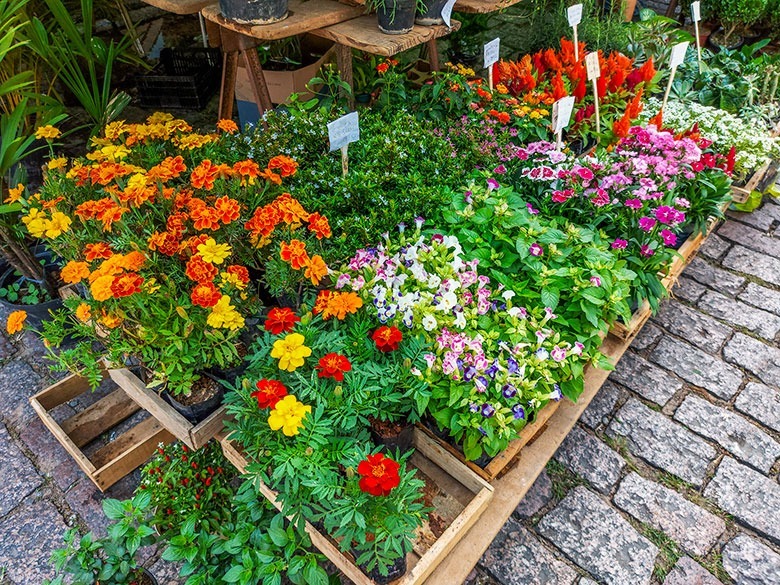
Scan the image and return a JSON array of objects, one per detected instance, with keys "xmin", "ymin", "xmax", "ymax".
[
  {"xmin": 552, "ymin": 96, "xmax": 575, "ymax": 151},
  {"xmin": 484, "ymin": 37, "xmax": 500, "ymax": 90},
  {"xmin": 662, "ymin": 41, "xmax": 689, "ymax": 111},
  {"xmin": 327, "ymin": 111, "xmax": 360, "ymax": 177},
  {"xmin": 585, "ymin": 51, "xmax": 601, "ymax": 133},
  {"xmin": 441, "ymin": 0, "xmax": 457, "ymax": 27},
  {"xmin": 567, "ymin": 4, "xmax": 583, "ymax": 61},
  {"xmin": 691, "ymin": 1, "xmax": 703, "ymax": 73}
]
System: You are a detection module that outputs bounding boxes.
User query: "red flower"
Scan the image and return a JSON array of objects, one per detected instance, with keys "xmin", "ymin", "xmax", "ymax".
[
  {"xmin": 316, "ymin": 353, "xmax": 352, "ymax": 381},
  {"xmin": 358, "ymin": 453, "xmax": 401, "ymax": 496},
  {"xmin": 110, "ymin": 273, "xmax": 144, "ymax": 298},
  {"xmin": 264, "ymin": 307, "xmax": 300, "ymax": 335},
  {"xmin": 191, "ymin": 282, "xmax": 222, "ymax": 308},
  {"xmin": 251, "ymin": 379, "xmax": 288, "ymax": 409},
  {"xmin": 372, "ymin": 326, "xmax": 403, "ymax": 352}
]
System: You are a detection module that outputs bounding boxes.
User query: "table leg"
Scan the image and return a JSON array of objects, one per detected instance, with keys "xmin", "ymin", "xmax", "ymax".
[
  {"xmin": 427, "ymin": 38, "xmax": 440, "ymax": 72},
  {"xmin": 335, "ymin": 43, "xmax": 354, "ymax": 110},
  {"xmin": 219, "ymin": 50, "xmax": 239, "ymax": 122},
  {"xmin": 198, "ymin": 13, "xmax": 209, "ymax": 48},
  {"xmin": 243, "ymin": 48, "xmax": 274, "ymax": 116}
]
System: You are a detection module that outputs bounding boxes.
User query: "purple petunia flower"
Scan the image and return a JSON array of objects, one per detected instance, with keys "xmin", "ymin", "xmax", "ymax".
[
  {"xmin": 551, "ymin": 346, "xmax": 567, "ymax": 362},
  {"xmin": 487, "ymin": 178, "xmax": 500, "ymax": 191},
  {"xmin": 507, "ymin": 356, "xmax": 519, "ymax": 374},
  {"xmin": 512, "ymin": 404, "xmax": 526, "ymax": 420},
  {"xmin": 481, "ymin": 404, "xmax": 495, "ymax": 418},
  {"xmin": 469, "ymin": 403, "xmax": 480, "ymax": 413},
  {"xmin": 463, "ymin": 365, "xmax": 477, "ymax": 381},
  {"xmin": 529, "ymin": 243, "xmax": 544, "ymax": 257},
  {"xmin": 590, "ymin": 276, "xmax": 602, "ymax": 287},
  {"xmin": 611, "ymin": 238, "xmax": 628, "ymax": 249},
  {"xmin": 502, "ymin": 384, "xmax": 518, "ymax": 399}
]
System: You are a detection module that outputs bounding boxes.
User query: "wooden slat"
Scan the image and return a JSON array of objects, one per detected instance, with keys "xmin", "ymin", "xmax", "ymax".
[
  {"xmin": 30, "ymin": 395, "xmax": 97, "ymax": 475},
  {"xmin": 61, "ymin": 389, "xmax": 140, "ymax": 448},
  {"xmin": 91, "ymin": 416, "xmax": 173, "ymax": 474},
  {"xmin": 201, "ymin": 0, "xmax": 363, "ymax": 41},
  {"xmin": 190, "ymin": 404, "xmax": 231, "ymax": 449},
  {"xmin": 413, "ymin": 429, "xmax": 492, "ymax": 494},
  {"xmin": 141, "ymin": 0, "xmax": 215, "ymax": 15},
  {"xmin": 453, "ymin": 0, "xmax": 523, "ymax": 13},
  {"xmin": 34, "ymin": 373, "xmax": 97, "ymax": 411},
  {"xmin": 311, "ymin": 16, "xmax": 460, "ymax": 57}
]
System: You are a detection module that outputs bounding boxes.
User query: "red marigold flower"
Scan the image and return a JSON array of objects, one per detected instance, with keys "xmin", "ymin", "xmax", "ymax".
[
  {"xmin": 110, "ymin": 273, "xmax": 144, "ymax": 298},
  {"xmin": 226, "ymin": 264, "xmax": 250, "ymax": 286},
  {"xmin": 357, "ymin": 453, "xmax": 401, "ymax": 496},
  {"xmin": 251, "ymin": 379, "xmax": 288, "ymax": 409},
  {"xmin": 316, "ymin": 353, "xmax": 352, "ymax": 381},
  {"xmin": 214, "ymin": 196, "xmax": 240, "ymax": 224},
  {"xmin": 307, "ymin": 212, "xmax": 332, "ymax": 240},
  {"xmin": 264, "ymin": 307, "xmax": 300, "ymax": 335},
  {"xmin": 84, "ymin": 242, "xmax": 113, "ymax": 261},
  {"xmin": 372, "ymin": 326, "xmax": 403, "ymax": 352},
  {"xmin": 191, "ymin": 282, "xmax": 222, "ymax": 308},
  {"xmin": 185, "ymin": 254, "xmax": 218, "ymax": 283}
]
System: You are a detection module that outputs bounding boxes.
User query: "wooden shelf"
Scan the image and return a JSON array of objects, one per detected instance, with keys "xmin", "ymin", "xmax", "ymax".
[
  {"xmin": 453, "ymin": 0, "xmax": 523, "ymax": 14},
  {"xmin": 140, "ymin": 0, "xmax": 215, "ymax": 16},
  {"xmin": 200, "ymin": 0, "xmax": 363, "ymax": 41},
  {"xmin": 311, "ymin": 15, "xmax": 460, "ymax": 57}
]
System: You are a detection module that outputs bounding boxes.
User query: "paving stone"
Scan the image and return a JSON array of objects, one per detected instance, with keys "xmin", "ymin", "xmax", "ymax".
[
  {"xmin": 698, "ymin": 290, "xmax": 780, "ymax": 340},
  {"xmin": 671, "ymin": 276, "xmax": 707, "ymax": 304},
  {"xmin": 704, "ymin": 458, "xmax": 780, "ymax": 544},
  {"xmin": 718, "ymin": 220, "xmax": 780, "ymax": 259},
  {"xmin": 614, "ymin": 472, "xmax": 725, "ymax": 557},
  {"xmin": 537, "ymin": 487, "xmax": 658, "ymax": 585},
  {"xmin": 580, "ymin": 381, "xmax": 622, "ymax": 429},
  {"xmin": 723, "ymin": 332, "xmax": 780, "ymax": 387},
  {"xmin": 0, "ymin": 424, "xmax": 42, "ymax": 517},
  {"xmin": 0, "ymin": 334, "xmax": 15, "ymax": 362},
  {"xmin": 0, "ymin": 494, "xmax": 69, "ymax": 583},
  {"xmin": 722, "ymin": 534, "xmax": 780, "ymax": 585},
  {"xmin": 578, "ymin": 580, "xmax": 598, "ymax": 585},
  {"xmin": 738, "ymin": 282, "xmax": 780, "ymax": 317},
  {"xmin": 612, "ymin": 351, "xmax": 683, "ymax": 406},
  {"xmin": 554, "ymin": 426, "xmax": 625, "ymax": 494},
  {"xmin": 722, "ymin": 245, "xmax": 780, "ymax": 287},
  {"xmin": 674, "ymin": 394, "xmax": 780, "ymax": 473},
  {"xmin": 664, "ymin": 556, "xmax": 724, "ymax": 585},
  {"xmin": 735, "ymin": 382, "xmax": 780, "ymax": 433},
  {"xmin": 631, "ymin": 323, "xmax": 663, "ymax": 350},
  {"xmin": 18, "ymin": 415, "xmax": 82, "ymax": 491},
  {"xmin": 726, "ymin": 206, "xmax": 776, "ymax": 232},
  {"xmin": 700, "ymin": 233, "xmax": 732, "ymax": 260},
  {"xmin": 148, "ymin": 558, "xmax": 184, "ymax": 585},
  {"xmin": 482, "ymin": 518, "xmax": 578, "ymax": 585},
  {"xmin": 515, "ymin": 469, "xmax": 553, "ymax": 519},
  {"xmin": 651, "ymin": 337, "xmax": 742, "ymax": 400},
  {"xmin": 0, "ymin": 361, "xmax": 43, "ymax": 429},
  {"xmin": 684, "ymin": 257, "xmax": 747, "ymax": 296},
  {"xmin": 64, "ymin": 472, "xmax": 140, "ymax": 537},
  {"xmin": 607, "ymin": 398, "xmax": 717, "ymax": 487},
  {"xmin": 652, "ymin": 300, "xmax": 731, "ymax": 352}
]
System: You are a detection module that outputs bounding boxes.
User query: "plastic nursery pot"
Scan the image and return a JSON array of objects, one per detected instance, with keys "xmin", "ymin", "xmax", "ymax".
[
  {"xmin": 415, "ymin": 0, "xmax": 449, "ymax": 25},
  {"xmin": 368, "ymin": 417, "xmax": 415, "ymax": 452},
  {"xmin": 0, "ymin": 252, "xmax": 63, "ymax": 328},
  {"xmin": 707, "ymin": 26, "xmax": 745, "ymax": 52},
  {"xmin": 163, "ymin": 373, "xmax": 226, "ymax": 424},
  {"xmin": 360, "ymin": 554, "xmax": 408, "ymax": 584},
  {"xmin": 377, "ymin": 0, "xmax": 416, "ymax": 35},
  {"xmin": 218, "ymin": 0, "xmax": 288, "ymax": 25},
  {"xmin": 130, "ymin": 569, "xmax": 159, "ymax": 585}
]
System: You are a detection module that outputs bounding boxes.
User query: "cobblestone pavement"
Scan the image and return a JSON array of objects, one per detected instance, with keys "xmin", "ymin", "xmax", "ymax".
[{"xmin": 1, "ymin": 200, "xmax": 780, "ymax": 584}]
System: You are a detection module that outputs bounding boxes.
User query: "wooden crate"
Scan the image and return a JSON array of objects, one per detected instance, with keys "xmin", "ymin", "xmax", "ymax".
[
  {"xmin": 220, "ymin": 427, "xmax": 494, "ymax": 585},
  {"xmin": 731, "ymin": 159, "xmax": 775, "ymax": 204},
  {"xmin": 108, "ymin": 367, "xmax": 229, "ymax": 450},
  {"xmin": 30, "ymin": 369, "xmax": 174, "ymax": 491}
]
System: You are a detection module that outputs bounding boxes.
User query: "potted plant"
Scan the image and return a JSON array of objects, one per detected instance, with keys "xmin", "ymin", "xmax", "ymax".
[
  {"xmin": 707, "ymin": 0, "xmax": 768, "ymax": 49},
  {"xmin": 368, "ymin": 0, "xmax": 424, "ymax": 34},
  {"xmin": 45, "ymin": 493, "xmax": 158, "ymax": 585},
  {"xmin": 218, "ymin": 0, "xmax": 288, "ymax": 25},
  {"xmin": 416, "ymin": 0, "xmax": 449, "ymax": 25}
]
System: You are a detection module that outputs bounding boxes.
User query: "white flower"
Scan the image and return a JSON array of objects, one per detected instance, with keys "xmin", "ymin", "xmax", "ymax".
[
  {"xmin": 422, "ymin": 315, "xmax": 438, "ymax": 331},
  {"xmin": 502, "ymin": 290, "xmax": 516, "ymax": 301}
]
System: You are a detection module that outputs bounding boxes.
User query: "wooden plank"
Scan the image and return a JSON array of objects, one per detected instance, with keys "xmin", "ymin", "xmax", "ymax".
[
  {"xmin": 454, "ymin": 0, "xmax": 523, "ymax": 13},
  {"xmin": 60, "ymin": 389, "xmax": 141, "ymax": 448},
  {"xmin": 190, "ymin": 405, "xmax": 231, "ymax": 449},
  {"xmin": 34, "ymin": 373, "xmax": 98, "ymax": 411},
  {"xmin": 141, "ymin": 0, "xmax": 215, "ymax": 15},
  {"xmin": 30, "ymin": 395, "xmax": 97, "ymax": 475},
  {"xmin": 201, "ymin": 0, "xmax": 363, "ymax": 41},
  {"xmin": 92, "ymin": 417, "xmax": 175, "ymax": 490},
  {"xmin": 311, "ymin": 16, "xmax": 460, "ymax": 57}
]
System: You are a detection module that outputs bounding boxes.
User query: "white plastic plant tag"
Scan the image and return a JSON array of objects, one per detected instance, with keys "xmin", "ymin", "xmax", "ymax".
[
  {"xmin": 691, "ymin": 1, "xmax": 701, "ymax": 22},
  {"xmin": 585, "ymin": 51, "xmax": 600, "ymax": 80},
  {"xmin": 483, "ymin": 37, "xmax": 500, "ymax": 69},
  {"xmin": 670, "ymin": 41, "xmax": 689, "ymax": 68},
  {"xmin": 328, "ymin": 111, "xmax": 359, "ymax": 152},
  {"xmin": 567, "ymin": 4, "xmax": 583, "ymax": 26},
  {"xmin": 552, "ymin": 96, "xmax": 575, "ymax": 132},
  {"xmin": 441, "ymin": 0, "xmax": 456, "ymax": 27}
]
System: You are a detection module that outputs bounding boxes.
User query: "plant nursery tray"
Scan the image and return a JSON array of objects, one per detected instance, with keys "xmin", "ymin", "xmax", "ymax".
[
  {"xmin": 220, "ymin": 427, "xmax": 494, "ymax": 585},
  {"xmin": 30, "ymin": 368, "xmax": 174, "ymax": 491},
  {"xmin": 108, "ymin": 366, "xmax": 229, "ymax": 450},
  {"xmin": 731, "ymin": 159, "xmax": 777, "ymax": 204}
]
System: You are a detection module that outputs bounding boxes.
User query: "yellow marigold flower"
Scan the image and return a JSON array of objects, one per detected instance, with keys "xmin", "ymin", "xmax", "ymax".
[
  {"xmin": 104, "ymin": 121, "xmax": 127, "ymax": 141},
  {"xmin": 22, "ymin": 208, "xmax": 48, "ymax": 238},
  {"xmin": 99, "ymin": 310, "xmax": 123, "ymax": 329},
  {"xmin": 75, "ymin": 303, "xmax": 92, "ymax": 322},
  {"xmin": 6, "ymin": 310, "xmax": 27, "ymax": 334},
  {"xmin": 87, "ymin": 144, "xmax": 130, "ymax": 163},
  {"xmin": 175, "ymin": 133, "xmax": 214, "ymax": 150},
  {"xmin": 5, "ymin": 183, "xmax": 24, "ymax": 204},
  {"xmin": 530, "ymin": 110, "xmax": 542, "ymax": 119},
  {"xmin": 220, "ymin": 271, "xmax": 247, "ymax": 290},
  {"xmin": 207, "ymin": 295, "xmax": 245, "ymax": 330},
  {"xmin": 47, "ymin": 158, "xmax": 67, "ymax": 171},
  {"xmin": 90, "ymin": 274, "xmax": 115, "ymax": 302},
  {"xmin": 45, "ymin": 211, "xmax": 72, "ymax": 238},
  {"xmin": 197, "ymin": 238, "xmax": 231, "ymax": 265},
  {"xmin": 496, "ymin": 83, "xmax": 509, "ymax": 94},
  {"xmin": 270, "ymin": 333, "xmax": 311, "ymax": 372},
  {"xmin": 268, "ymin": 395, "xmax": 311, "ymax": 436},
  {"xmin": 35, "ymin": 125, "xmax": 61, "ymax": 140},
  {"xmin": 147, "ymin": 112, "xmax": 174, "ymax": 124}
]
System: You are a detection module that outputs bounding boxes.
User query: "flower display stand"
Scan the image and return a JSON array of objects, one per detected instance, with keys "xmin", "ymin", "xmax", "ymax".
[
  {"xmin": 220, "ymin": 427, "xmax": 494, "ymax": 585},
  {"xmin": 108, "ymin": 366, "xmax": 229, "ymax": 450},
  {"xmin": 30, "ymin": 368, "xmax": 175, "ymax": 491}
]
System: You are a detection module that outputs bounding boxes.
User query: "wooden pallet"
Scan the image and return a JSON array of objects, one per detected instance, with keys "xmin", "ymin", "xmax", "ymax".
[
  {"xmin": 30, "ymin": 369, "xmax": 174, "ymax": 491},
  {"xmin": 220, "ymin": 427, "xmax": 494, "ymax": 585},
  {"xmin": 108, "ymin": 367, "xmax": 229, "ymax": 450},
  {"xmin": 731, "ymin": 159, "xmax": 776, "ymax": 204}
]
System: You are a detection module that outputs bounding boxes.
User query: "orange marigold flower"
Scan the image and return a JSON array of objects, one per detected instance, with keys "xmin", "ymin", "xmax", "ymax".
[
  {"xmin": 245, "ymin": 204, "xmax": 281, "ymax": 240},
  {"xmin": 99, "ymin": 310, "xmax": 123, "ymax": 329},
  {"xmin": 267, "ymin": 155, "xmax": 298, "ymax": 178},
  {"xmin": 320, "ymin": 291, "xmax": 362, "ymax": 320},
  {"xmin": 307, "ymin": 213, "xmax": 331, "ymax": 240},
  {"xmin": 226, "ymin": 264, "xmax": 250, "ymax": 286},
  {"xmin": 5, "ymin": 183, "xmax": 24, "ymax": 204},
  {"xmin": 180, "ymin": 234, "xmax": 211, "ymax": 256},
  {"xmin": 273, "ymin": 193, "xmax": 310, "ymax": 225},
  {"xmin": 191, "ymin": 206, "xmax": 221, "ymax": 231},
  {"xmin": 190, "ymin": 282, "xmax": 222, "ymax": 308},
  {"xmin": 233, "ymin": 160, "xmax": 260, "ymax": 186},
  {"xmin": 185, "ymin": 255, "xmax": 218, "ymax": 283},
  {"xmin": 279, "ymin": 239, "xmax": 310, "ymax": 270},
  {"xmin": 312, "ymin": 290, "xmax": 331, "ymax": 315},
  {"xmin": 304, "ymin": 255, "xmax": 328, "ymax": 285},
  {"xmin": 111, "ymin": 273, "xmax": 144, "ymax": 298},
  {"xmin": 85, "ymin": 243, "xmax": 113, "ymax": 262},
  {"xmin": 190, "ymin": 160, "xmax": 219, "ymax": 190},
  {"xmin": 217, "ymin": 119, "xmax": 239, "ymax": 134},
  {"xmin": 214, "ymin": 196, "xmax": 240, "ymax": 224},
  {"xmin": 6, "ymin": 310, "xmax": 26, "ymax": 334},
  {"xmin": 90, "ymin": 274, "xmax": 115, "ymax": 301},
  {"xmin": 61, "ymin": 261, "xmax": 91, "ymax": 284},
  {"xmin": 264, "ymin": 307, "xmax": 300, "ymax": 335},
  {"xmin": 121, "ymin": 251, "xmax": 146, "ymax": 272},
  {"xmin": 166, "ymin": 212, "xmax": 188, "ymax": 235},
  {"xmin": 75, "ymin": 303, "xmax": 92, "ymax": 322},
  {"xmin": 148, "ymin": 231, "xmax": 180, "ymax": 256},
  {"xmin": 147, "ymin": 156, "xmax": 186, "ymax": 182}
]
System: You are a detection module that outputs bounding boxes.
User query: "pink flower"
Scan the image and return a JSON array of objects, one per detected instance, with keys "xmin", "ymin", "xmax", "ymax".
[
  {"xmin": 624, "ymin": 198, "xmax": 643, "ymax": 210},
  {"xmin": 576, "ymin": 167, "xmax": 594, "ymax": 180},
  {"xmin": 551, "ymin": 346, "xmax": 567, "ymax": 362},
  {"xmin": 640, "ymin": 244, "xmax": 655, "ymax": 257},
  {"xmin": 654, "ymin": 206, "xmax": 676, "ymax": 225},
  {"xmin": 639, "ymin": 217, "xmax": 657, "ymax": 232},
  {"xmin": 611, "ymin": 238, "xmax": 628, "ymax": 249},
  {"xmin": 590, "ymin": 276, "xmax": 602, "ymax": 287},
  {"xmin": 529, "ymin": 243, "xmax": 544, "ymax": 257},
  {"xmin": 660, "ymin": 229, "xmax": 677, "ymax": 247},
  {"xmin": 590, "ymin": 189, "xmax": 610, "ymax": 207}
]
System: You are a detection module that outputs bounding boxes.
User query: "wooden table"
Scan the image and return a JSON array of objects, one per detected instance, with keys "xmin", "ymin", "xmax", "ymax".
[
  {"xmin": 453, "ymin": 0, "xmax": 522, "ymax": 13},
  {"xmin": 139, "ymin": 0, "xmax": 217, "ymax": 49}
]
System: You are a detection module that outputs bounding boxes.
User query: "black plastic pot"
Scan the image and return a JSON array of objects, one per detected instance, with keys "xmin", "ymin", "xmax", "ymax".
[
  {"xmin": 218, "ymin": 0, "xmax": 288, "ymax": 24},
  {"xmin": 415, "ymin": 0, "xmax": 448, "ymax": 25},
  {"xmin": 369, "ymin": 419, "xmax": 415, "ymax": 453},
  {"xmin": 0, "ymin": 250, "xmax": 62, "ymax": 329},
  {"xmin": 163, "ymin": 373, "xmax": 225, "ymax": 424},
  {"xmin": 707, "ymin": 26, "xmax": 745, "ymax": 52},
  {"xmin": 672, "ymin": 229, "xmax": 692, "ymax": 251},
  {"xmin": 377, "ymin": 0, "xmax": 416, "ymax": 34},
  {"xmin": 361, "ymin": 554, "xmax": 408, "ymax": 584},
  {"xmin": 137, "ymin": 568, "xmax": 159, "ymax": 585}
]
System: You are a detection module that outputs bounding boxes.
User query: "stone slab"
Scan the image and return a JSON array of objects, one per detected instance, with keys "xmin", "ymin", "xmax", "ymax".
[
  {"xmin": 0, "ymin": 361, "xmax": 43, "ymax": 430},
  {"xmin": 631, "ymin": 323, "xmax": 663, "ymax": 350},
  {"xmin": 612, "ymin": 351, "xmax": 683, "ymax": 406},
  {"xmin": 554, "ymin": 426, "xmax": 625, "ymax": 494},
  {"xmin": 723, "ymin": 332, "xmax": 780, "ymax": 388},
  {"xmin": 735, "ymin": 381, "xmax": 780, "ymax": 433},
  {"xmin": 697, "ymin": 290, "xmax": 780, "ymax": 341},
  {"xmin": 515, "ymin": 469, "xmax": 553, "ymax": 519},
  {"xmin": 0, "ymin": 424, "xmax": 42, "ymax": 517},
  {"xmin": 722, "ymin": 245, "xmax": 780, "ymax": 287},
  {"xmin": 684, "ymin": 257, "xmax": 746, "ymax": 296},
  {"xmin": 718, "ymin": 220, "xmax": 780, "ymax": 260},
  {"xmin": 652, "ymin": 300, "xmax": 731, "ymax": 353},
  {"xmin": 671, "ymin": 276, "xmax": 707, "ymax": 304},
  {"xmin": 699, "ymin": 233, "xmax": 731, "ymax": 261},
  {"xmin": 580, "ymin": 380, "xmax": 622, "ymax": 430},
  {"xmin": 722, "ymin": 534, "xmax": 780, "ymax": 585},
  {"xmin": 726, "ymin": 207, "xmax": 775, "ymax": 232},
  {"xmin": 664, "ymin": 556, "xmax": 724, "ymax": 585},
  {"xmin": 18, "ymin": 415, "xmax": 82, "ymax": 491},
  {"xmin": 738, "ymin": 282, "xmax": 780, "ymax": 317}
]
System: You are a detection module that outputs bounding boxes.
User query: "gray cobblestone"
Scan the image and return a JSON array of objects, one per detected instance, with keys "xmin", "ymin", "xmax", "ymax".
[
  {"xmin": 718, "ymin": 220, "xmax": 780, "ymax": 259},
  {"xmin": 664, "ymin": 557, "xmax": 724, "ymax": 585},
  {"xmin": 727, "ymin": 206, "xmax": 776, "ymax": 232},
  {"xmin": 0, "ymin": 424, "xmax": 42, "ymax": 517},
  {"xmin": 734, "ymin": 381, "xmax": 780, "ymax": 433},
  {"xmin": 631, "ymin": 323, "xmax": 663, "ymax": 351},
  {"xmin": 697, "ymin": 290, "xmax": 780, "ymax": 340},
  {"xmin": 580, "ymin": 381, "xmax": 622, "ymax": 429},
  {"xmin": 699, "ymin": 233, "xmax": 732, "ymax": 260},
  {"xmin": 684, "ymin": 257, "xmax": 747, "ymax": 296},
  {"xmin": 515, "ymin": 469, "xmax": 553, "ymax": 519},
  {"xmin": 722, "ymin": 245, "xmax": 780, "ymax": 287},
  {"xmin": 671, "ymin": 276, "xmax": 707, "ymax": 304},
  {"xmin": 0, "ymin": 361, "xmax": 44, "ymax": 429},
  {"xmin": 612, "ymin": 351, "xmax": 683, "ymax": 406},
  {"xmin": 554, "ymin": 426, "xmax": 625, "ymax": 494},
  {"xmin": 738, "ymin": 282, "xmax": 780, "ymax": 317},
  {"xmin": 722, "ymin": 534, "xmax": 780, "ymax": 585},
  {"xmin": 723, "ymin": 332, "xmax": 780, "ymax": 387},
  {"xmin": 652, "ymin": 300, "xmax": 731, "ymax": 352}
]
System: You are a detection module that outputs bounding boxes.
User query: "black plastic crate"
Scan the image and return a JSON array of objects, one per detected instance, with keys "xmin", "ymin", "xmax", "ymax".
[{"xmin": 137, "ymin": 48, "xmax": 222, "ymax": 110}]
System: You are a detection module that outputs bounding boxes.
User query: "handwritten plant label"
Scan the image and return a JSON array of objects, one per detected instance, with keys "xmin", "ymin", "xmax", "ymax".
[
  {"xmin": 484, "ymin": 37, "xmax": 500, "ymax": 69},
  {"xmin": 328, "ymin": 112, "xmax": 359, "ymax": 152},
  {"xmin": 567, "ymin": 3, "xmax": 583, "ymax": 26},
  {"xmin": 670, "ymin": 41, "xmax": 690, "ymax": 68},
  {"xmin": 441, "ymin": 0, "xmax": 456, "ymax": 27},
  {"xmin": 552, "ymin": 96, "xmax": 576, "ymax": 133},
  {"xmin": 585, "ymin": 51, "xmax": 600, "ymax": 80},
  {"xmin": 691, "ymin": 0, "xmax": 701, "ymax": 22}
]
